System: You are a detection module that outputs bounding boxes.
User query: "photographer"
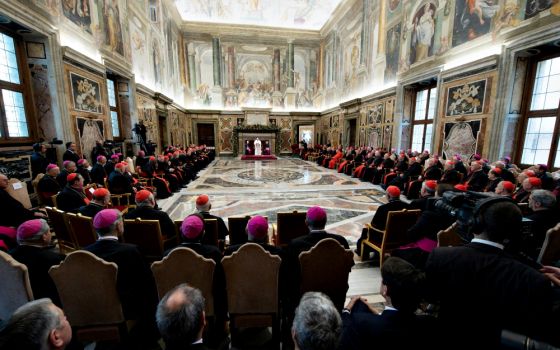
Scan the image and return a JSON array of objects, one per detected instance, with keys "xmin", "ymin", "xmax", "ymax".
[{"xmin": 425, "ymin": 198, "xmax": 557, "ymax": 348}]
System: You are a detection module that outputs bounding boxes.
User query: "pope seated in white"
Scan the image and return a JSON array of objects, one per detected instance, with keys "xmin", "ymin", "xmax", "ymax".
[{"xmin": 254, "ymin": 138, "xmax": 262, "ymax": 156}]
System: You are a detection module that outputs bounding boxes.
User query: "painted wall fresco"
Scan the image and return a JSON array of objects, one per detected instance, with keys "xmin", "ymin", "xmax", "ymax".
[{"xmin": 174, "ymin": 0, "xmax": 344, "ymax": 30}]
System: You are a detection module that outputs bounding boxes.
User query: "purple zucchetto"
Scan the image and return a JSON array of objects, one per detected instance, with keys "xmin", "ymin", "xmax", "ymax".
[
  {"xmin": 247, "ymin": 216, "xmax": 268, "ymax": 240},
  {"xmin": 93, "ymin": 209, "xmax": 120, "ymax": 230},
  {"xmin": 181, "ymin": 215, "xmax": 205, "ymax": 239}
]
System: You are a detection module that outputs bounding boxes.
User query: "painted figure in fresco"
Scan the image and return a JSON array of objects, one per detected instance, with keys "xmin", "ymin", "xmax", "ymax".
[
  {"xmin": 103, "ymin": 0, "xmax": 124, "ymax": 55},
  {"xmin": 254, "ymin": 138, "xmax": 262, "ymax": 156},
  {"xmin": 453, "ymin": 0, "xmax": 499, "ymax": 46},
  {"xmin": 412, "ymin": 3, "xmax": 435, "ymax": 63}
]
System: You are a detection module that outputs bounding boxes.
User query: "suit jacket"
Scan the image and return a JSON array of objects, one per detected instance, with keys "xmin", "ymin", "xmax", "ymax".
[
  {"xmin": 424, "ymin": 166, "xmax": 443, "ymax": 181},
  {"xmin": 108, "ymin": 171, "xmax": 134, "ymax": 194},
  {"xmin": 370, "ymin": 200, "xmax": 410, "ymax": 230},
  {"xmin": 10, "ymin": 245, "xmax": 64, "ymax": 306},
  {"xmin": 526, "ymin": 209, "xmax": 559, "ymax": 257},
  {"xmin": 225, "ymin": 242, "xmax": 283, "ymax": 257},
  {"xmin": 465, "ymin": 170, "xmax": 488, "ymax": 192},
  {"xmin": 85, "ymin": 239, "xmax": 157, "ymax": 319},
  {"xmin": 199, "ymin": 212, "xmax": 229, "ymax": 240},
  {"xmin": 62, "ymin": 150, "xmax": 80, "ymax": 163},
  {"xmin": 425, "ymin": 242, "xmax": 555, "ymax": 348},
  {"xmin": 125, "ymin": 206, "xmax": 176, "ymax": 237},
  {"xmin": 0, "ymin": 189, "xmax": 36, "ymax": 227},
  {"xmin": 288, "ymin": 230, "xmax": 349, "ymax": 254},
  {"xmin": 339, "ymin": 302, "xmax": 438, "ymax": 350},
  {"xmin": 56, "ymin": 169, "xmax": 70, "ymax": 188},
  {"xmin": 79, "ymin": 202, "xmax": 105, "ymax": 218},
  {"xmin": 90, "ymin": 163, "xmax": 107, "ymax": 186},
  {"xmin": 56, "ymin": 186, "xmax": 87, "ymax": 213},
  {"xmin": 31, "ymin": 152, "xmax": 49, "ymax": 179},
  {"xmin": 37, "ymin": 175, "xmax": 61, "ymax": 195},
  {"xmin": 77, "ymin": 166, "xmax": 91, "ymax": 186}
]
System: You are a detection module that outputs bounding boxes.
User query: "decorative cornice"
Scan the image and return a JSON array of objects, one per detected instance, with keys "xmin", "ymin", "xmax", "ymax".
[{"xmin": 62, "ymin": 46, "xmax": 106, "ymax": 75}]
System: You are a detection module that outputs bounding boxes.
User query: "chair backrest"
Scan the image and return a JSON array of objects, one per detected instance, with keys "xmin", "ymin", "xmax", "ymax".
[
  {"xmin": 202, "ymin": 219, "xmax": 219, "ymax": 247},
  {"xmin": 437, "ymin": 222, "xmax": 464, "ymax": 247},
  {"xmin": 0, "ymin": 251, "xmax": 33, "ymax": 322},
  {"xmin": 123, "ymin": 219, "xmax": 164, "ymax": 260},
  {"xmin": 222, "ymin": 243, "xmax": 281, "ymax": 314},
  {"xmin": 49, "ymin": 251, "xmax": 124, "ymax": 327},
  {"xmin": 382, "ymin": 209, "xmax": 422, "ymax": 252},
  {"xmin": 228, "ymin": 216, "xmax": 251, "ymax": 246},
  {"xmin": 538, "ymin": 223, "xmax": 560, "ymax": 266},
  {"xmin": 45, "ymin": 206, "xmax": 76, "ymax": 252},
  {"xmin": 299, "ymin": 238, "xmax": 354, "ymax": 311},
  {"xmin": 65, "ymin": 213, "xmax": 97, "ymax": 248},
  {"xmin": 276, "ymin": 211, "xmax": 308, "ymax": 246},
  {"xmin": 6, "ymin": 178, "xmax": 32, "ymax": 209},
  {"xmin": 32, "ymin": 173, "xmax": 45, "ymax": 204},
  {"xmin": 151, "ymin": 248, "xmax": 216, "ymax": 316}
]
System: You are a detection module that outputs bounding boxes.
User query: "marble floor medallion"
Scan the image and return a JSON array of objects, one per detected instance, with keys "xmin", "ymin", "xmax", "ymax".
[{"xmin": 160, "ymin": 157, "xmax": 390, "ymax": 246}]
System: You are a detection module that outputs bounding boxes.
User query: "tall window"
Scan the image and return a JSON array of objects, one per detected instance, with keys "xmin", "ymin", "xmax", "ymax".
[
  {"xmin": 410, "ymin": 86, "xmax": 437, "ymax": 152},
  {"xmin": 520, "ymin": 56, "xmax": 560, "ymax": 167},
  {"xmin": 106, "ymin": 77, "xmax": 121, "ymax": 139},
  {"xmin": 0, "ymin": 31, "xmax": 32, "ymax": 141}
]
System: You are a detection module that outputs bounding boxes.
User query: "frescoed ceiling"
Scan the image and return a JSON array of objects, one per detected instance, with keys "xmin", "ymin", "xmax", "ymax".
[{"xmin": 174, "ymin": 0, "xmax": 345, "ymax": 30}]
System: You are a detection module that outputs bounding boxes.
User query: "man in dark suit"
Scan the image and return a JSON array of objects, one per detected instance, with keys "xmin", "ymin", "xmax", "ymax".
[
  {"xmin": 125, "ymin": 190, "xmax": 176, "ymax": 238},
  {"xmin": 85, "ymin": 209, "xmax": 159, "ymax": 347},
  {"xmin": 108, "ymin": 162, "xmax": 134, "ymax": 194},
  {"xmin": 525, "ymin": 189, "xmax": 559, "ymax": 258},
  {"xmin": 292, "ymin": 292, "xmax": 341, "ymax": 350},
  {"xmin": 62, "ymin": 142, "xmax": 80, "ymax": 163},
  {"xmin": 90, "ymin": 155, "xmax": 108, "ymax": 187},
  {"xmin": 425, "ymin": 199, "xmax": 556, "ymax": 348},
  {"xmin": 356, "ymin": 186, "xmax": 409, "ymax": 256},
  {"xmin": 79, "ymin": 188, "xmax": 110, "ymax": 218},
  {"xmin": 195, "ymin": 194, "xmax": 229, "ymax": 240},
  {"xmin": 156, "ymin": 284, "xmax": 209, "ymax": 350},
  {"xmin": 464, "ymin": 161, "xmax": 488, "ymax": 192},
  {"xmin": 30, "ymin": 143, "xmax": 49, "ymax": 179},
  {"xmin": 56, "ymin": 161, "xmax": 76, "ymax": 188},
  {"xmin": 339, "ymin": 257, "xmax": 437, "ymax": 350},
  {"xmin": 56, "ymin": 173, "xmax": 87, "ymax": 213},
  {"xmin": 10, "ymin": 219, "xmax": 64, "ymax": 306}
]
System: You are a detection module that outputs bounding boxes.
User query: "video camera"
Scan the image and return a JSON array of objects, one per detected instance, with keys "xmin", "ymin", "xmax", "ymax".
[{"xmin": 432, "ymin": 191, "xmax": 499, "ymax": 241}]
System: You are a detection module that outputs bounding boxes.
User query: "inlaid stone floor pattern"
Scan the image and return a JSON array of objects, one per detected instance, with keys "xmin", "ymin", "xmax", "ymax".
[{"xmin": 158, "ymin": 157, "xmax": 387, "ymax": 303}]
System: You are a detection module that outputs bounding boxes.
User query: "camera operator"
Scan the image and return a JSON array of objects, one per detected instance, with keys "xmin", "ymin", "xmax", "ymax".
[
  {"xmin": 425, "ymin": 198, "xmax": 557, "ymax": 348},
  {"xmin": 31, "ymin": 143, "xmax": 49, "ymax": 179}
]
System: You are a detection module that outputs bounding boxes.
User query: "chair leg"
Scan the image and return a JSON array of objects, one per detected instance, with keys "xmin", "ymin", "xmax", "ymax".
[{"xmin": 360, "ymin": 242, "xmax": 366, "ymax": 261}]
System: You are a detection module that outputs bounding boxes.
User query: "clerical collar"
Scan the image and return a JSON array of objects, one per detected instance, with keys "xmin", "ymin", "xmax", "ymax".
[
  {"xmin": 471, "ymin": 238, "xmax": 504, "ymax": 250},
  {"xmin": 98, "ymin": 236, "xmax": 119, "ymax": 241}
]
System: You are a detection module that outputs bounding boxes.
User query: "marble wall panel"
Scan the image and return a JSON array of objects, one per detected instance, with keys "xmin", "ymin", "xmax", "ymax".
[{"xmin": 29, "ymin": 64, "xmax": 56, "ymax": 141}]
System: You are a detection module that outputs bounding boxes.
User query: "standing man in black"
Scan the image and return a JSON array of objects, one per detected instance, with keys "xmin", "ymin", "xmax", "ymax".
[
  {"xmin": 85, "ymin": 209, "xmax": 159, "ymax": 348},
  {"xmin": 62, "ymin": 142, "xmax": 80, "ymax": 163},
  {"xmin": 31, "ymin": 143, "xmax": 49, "ymax": 179},
  {"xmin": 425, "ymin": 199, "xmax": 556, "ymax": 348}
]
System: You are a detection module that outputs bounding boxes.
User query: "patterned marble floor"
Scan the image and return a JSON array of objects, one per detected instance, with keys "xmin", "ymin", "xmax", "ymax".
[
  {"xmin": 159, "ymin": 157, "xmax": 390, "ymax": 246},
  {"xmin": 158, "ymin": 156, "xmax": 386, "ymax": 305}
]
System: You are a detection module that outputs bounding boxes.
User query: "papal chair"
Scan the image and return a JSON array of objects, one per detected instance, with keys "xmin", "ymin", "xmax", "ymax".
[
  {"xmin": 49, "ymin": 251, "xmax": 126, "ymax": 343},
  {"xmin": 361, "ymin": 209, "xmax": 421, "ymax": 266},
  {"xmin": 151, "ymin": 247, "xmax": 216, "ymax": 317},
  {"xmin": 538, "ymin": 223, "xmax": 560, "ymax": 266},
  {"xmin": 0, "ymin": 251, "xmax": 33, "ymax": 322},
  {"xmin": 274, "ymin": 210, "xmax": 308, "ymax": 247},
  {"xmin": 299, "ymin": 238, "xmax": 354, "ymax": 311},
  {"xmin": 222, "ymin": 243, "xmax": 282, "ymax": 348},
  {"xmin": 65, "ymin": 212, "xmax": 97, "ymax": 248}
]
